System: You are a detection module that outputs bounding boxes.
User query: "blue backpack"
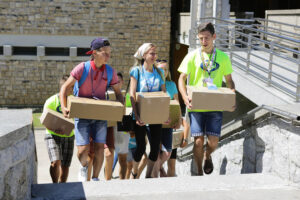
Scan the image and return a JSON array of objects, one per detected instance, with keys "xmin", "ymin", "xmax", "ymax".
[{"xmin": 73, "ymin": 61, "xmax": 113, "ymax": 97}]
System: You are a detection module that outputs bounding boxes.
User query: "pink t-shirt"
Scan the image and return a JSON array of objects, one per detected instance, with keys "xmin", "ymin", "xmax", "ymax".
[{"xmin": 71, "ymin": 62, "xmax": 118, "ymax": 99}]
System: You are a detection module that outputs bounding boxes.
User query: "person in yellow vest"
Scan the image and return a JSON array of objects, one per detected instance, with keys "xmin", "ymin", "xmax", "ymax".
[
  {"xmin": 178, "ymin": 22, "xmax": 235, "ymax": 175},
  {"xmin": 43, "ymin": 75, "xmax": 74, "ymax": 183}
]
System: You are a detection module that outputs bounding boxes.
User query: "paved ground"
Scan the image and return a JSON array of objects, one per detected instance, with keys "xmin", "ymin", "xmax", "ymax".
[
  {"xmin": 34, "ymin": 129, "xmax": 119, "ymax": 183},
  {"xmin": 32, "ymin": 173, "xmax": 300, "ymax": 200}
]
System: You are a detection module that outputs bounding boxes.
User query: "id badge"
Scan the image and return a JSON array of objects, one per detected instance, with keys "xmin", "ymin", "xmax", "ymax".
[{"xmin": 203, "ymin": 77, "xmax": 213, "ymax": 84}]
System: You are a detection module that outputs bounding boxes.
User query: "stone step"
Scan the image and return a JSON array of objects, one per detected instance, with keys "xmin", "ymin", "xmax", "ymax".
[{"xmin": 31, "ymin": 173, "xmax": 300, "ymax": 200}]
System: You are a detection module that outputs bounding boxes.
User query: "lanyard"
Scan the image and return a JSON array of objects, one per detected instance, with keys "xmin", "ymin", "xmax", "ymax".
[
  {"xmin": 200, "ymin": 48, "xmax": 216, "ymax": 77},
  {"xmin": 90, "ymin": 61, "xmax": 106, "ymax": 98},
  {"xmin": 142, "ymin": 65, "xmax": 156, "ymax": 92}
]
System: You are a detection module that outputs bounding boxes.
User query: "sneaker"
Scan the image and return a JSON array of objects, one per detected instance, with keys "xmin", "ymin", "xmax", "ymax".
[
  {"xmin": 91, "ymin": 177, "xmax": 100, "ymax": 181},
  {"xmin": 78, "ymin": 165, "xmax": 88, "ymax": 182}
]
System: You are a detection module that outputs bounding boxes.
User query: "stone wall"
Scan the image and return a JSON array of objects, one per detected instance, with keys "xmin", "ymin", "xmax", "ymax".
[
  {"xmin": 0, "ymin": 0, "xmax": 171, "ymax": 106},
  {"xmin": 175, "ymin": 115, "xmax": 300, "ymax": 184},
  {"xmin": 0, "ymin": 109, "xmax": 37, "ymax": 200}
]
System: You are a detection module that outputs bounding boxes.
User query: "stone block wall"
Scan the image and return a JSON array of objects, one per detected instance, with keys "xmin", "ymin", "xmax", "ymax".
[
  {"xmin": 175, "ymin": 116, "xmax": 300, "ymax": 184},
  {"xmin": 0, "ymin": 0, "xmax": 171, "ymax": 106},
  {"xmin": 0, "ymin": 109, "xmax": 37, "ymax": 200}
]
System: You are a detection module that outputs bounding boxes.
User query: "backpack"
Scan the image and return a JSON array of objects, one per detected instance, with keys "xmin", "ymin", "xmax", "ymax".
[{"xmin": 73, "ymin": 61, "xmax": 113, "ymax": 97}]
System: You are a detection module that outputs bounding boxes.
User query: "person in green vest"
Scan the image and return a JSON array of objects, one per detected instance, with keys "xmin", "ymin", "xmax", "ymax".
[
  {"xmin": 43, "ymin": 75, "xmax": 75, "ymax": 183},
  {"xmin": 178, "ymin": 22, "xmax": 235, "ymax": 176}
]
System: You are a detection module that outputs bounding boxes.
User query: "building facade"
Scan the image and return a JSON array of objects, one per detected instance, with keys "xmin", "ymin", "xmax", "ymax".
[{"xmin": 0, "ymin": 0, "xmax": 171, "ymax": 106}]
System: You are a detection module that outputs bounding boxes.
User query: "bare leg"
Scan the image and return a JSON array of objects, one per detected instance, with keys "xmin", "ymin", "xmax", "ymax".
[
  {"xmin": 87, "ymin": 153, "xmax": 94, "ymax": 181},
  {"xmin": 193, "ymin": 136, "xmax": 205, "ymax": 175},
  {"xmin": 167, "ymin": 159, "xmax": 176, "ymax": 177},
  {"xmin": 77, "ymin": 144, "xmax": 90, "ymax": 167},
  {"xmin": 49, "ymin": 160, "xmax": 61, "ymax": 183},
  {"xmin": 131, "ymin": 161, "xmax": 140, "ymax": 179},
  {"xmin": 104, "ymin": 147, "xmax": 114, "ymax": 180},
  {"xmin": 159, "ymin": 151, "xmax": 171, "ymax": 177},
  {"xmin": 92, "ymin": 143, "xmax": 104, "ymax": 179},
  {"xmin": 205, "ymin": 135, "xmax": 219, "ymax": 159},
  {"xmin": 59, "ymin": 166, "xmax": 69, "ymax": 183},
  {"xmin": 126, "ymin": 161, "xmax": 133, "ymax": 179},
  {"xmin": 118, "ymin": 154, "xmax": 127, "ymax": 179},
  {"xmin": 145, "ymin": 159, "xmax": 156, "ymax": 178},
  {"xmin": 137, "ymin": 153, "xmax": 147, "ymax": 178}
]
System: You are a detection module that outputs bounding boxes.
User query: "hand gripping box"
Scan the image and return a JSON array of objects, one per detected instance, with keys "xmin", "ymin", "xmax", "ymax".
[
  {"xmin": 40, "ymin": 108, "xmax": 74, "ymax": 136},
  {"xmin": 162, "ymin": 100, "xmax": 181, "ymax": 128},
  {"xmin": 106, "ymin": 90, "xmax": 126, "ymax": 101},
  {"xmin": 136, "ymin": 92, "xmax": 170, "ymax": 124},
  {"xmin": 67, "ymin": 96, "xmax": 124, "ymax": 121},
  {"xmin": 187, "ymin": 86, "xmax": 236, "ymax": 111}
]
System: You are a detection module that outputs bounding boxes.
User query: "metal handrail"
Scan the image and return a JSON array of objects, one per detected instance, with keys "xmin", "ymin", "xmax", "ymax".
[
  {"xmin": 197, "ymin": 17, "xmax": 300, "ymax": 44},
  {"xmin": 193, "ymin": 17, "xmax": 300, "ymax": 102},
  {"xmin": 255, "ymin": 17, "xmax": 300, "ymax": 30}
]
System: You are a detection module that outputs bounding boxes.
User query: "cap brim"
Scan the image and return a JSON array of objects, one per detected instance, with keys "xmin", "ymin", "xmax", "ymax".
[{"xmin": 86, "ymin": 50, "xmax": 93, "ymax": 55}]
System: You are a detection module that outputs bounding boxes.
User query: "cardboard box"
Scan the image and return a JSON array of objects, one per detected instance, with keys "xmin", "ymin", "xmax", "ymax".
[
  {"xmin": 136, "ymin": 92, "xmax": 170, "ymax": 124},
  {"xmin": 172, "ymin": 130, "xmax": 183, "ymax": 149},
  {"xmin": 68, "ymin": 96, "xmax": 124, "ymax": 121},
  {"xmin": 106, "ymin": 90, "xmax": 126, "ymax": 101},
  {"xmin": 107, "ymin": 106, "xmax": 133, "ymax": 127},
  {"xmin": 40, "ymin": 108, "xmax": 74, "ymax": 136},
  {"xmin": 187, "ymin": 86, "xmax": 236, "ymax": 111},
  {"xmin": 107, "ymin": 121, "xmax": 117, "ymax": 127},
  {"xmin": 162, "ymin": 100, "xmax": 181, "ymax": 128}
]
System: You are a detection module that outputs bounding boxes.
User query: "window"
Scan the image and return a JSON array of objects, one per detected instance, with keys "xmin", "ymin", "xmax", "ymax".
[
  {"xmin": 45, "ymin": 47, "xmax": 69, "ymax": 56},
  {"xmin": 13, "ymin": 46, "xmax": 36, "ymax": 55},
  {"xmin": 77, "ymin": 48, "xmax": 90, "ymax": 56},
  {"xmin": 0, "ymin": 46, "xmax": 3, "ymax": 55}
]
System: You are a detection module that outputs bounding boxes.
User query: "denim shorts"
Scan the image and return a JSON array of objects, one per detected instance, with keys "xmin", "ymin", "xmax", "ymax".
[
  {"xmin": 74, "ymin": 118, "xmax": 107, "ymax": 145},
  {"xmin": 188, "ymin": 112, "xmax": 223, "ymax": 137},
  {"xmin": 161, "ymin": 128, "xmax": 173, "ymax": 152}
]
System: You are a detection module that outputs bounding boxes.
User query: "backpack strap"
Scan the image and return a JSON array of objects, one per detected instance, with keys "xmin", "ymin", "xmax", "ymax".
[
  {"xmin": 73, "ymin": 61, "xmax": 91, "ymax": 96},
  {"xmin": 105, "ymin": 64, "xmax": 113, "ymax": 91}
]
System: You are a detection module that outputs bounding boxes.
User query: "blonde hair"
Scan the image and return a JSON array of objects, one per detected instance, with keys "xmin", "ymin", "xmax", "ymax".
[{"xmin": 131, "ymin": 43, "xmax": 164, "ymax": 81}]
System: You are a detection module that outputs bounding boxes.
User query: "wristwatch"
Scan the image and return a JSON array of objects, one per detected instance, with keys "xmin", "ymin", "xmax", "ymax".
[{"xmin": 183, "ymin": 138, "xmax": 188, "ymax": 143}]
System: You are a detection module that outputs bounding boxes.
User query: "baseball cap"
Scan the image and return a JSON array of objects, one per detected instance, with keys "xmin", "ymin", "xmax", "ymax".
[{"xmin": 86, "ymin": 37, "xmax": 110, "ymax": 55}]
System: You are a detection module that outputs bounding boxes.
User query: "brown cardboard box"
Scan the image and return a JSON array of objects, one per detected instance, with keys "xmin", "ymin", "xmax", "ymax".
[
  {"xmin": 40, "ymin": 108, "xmax": 74, "ymax": 136},
  {"xmin": 162, "ymin": 100, "xmax": 181, "ymax": 128},
  {"xmin": 136, "ymin": 92, "xmax": 170, "ymax": 124},
  {"xmin": 106, "ymin": 90, "xmax": 126, "ymax": 101},
  {"xmin": 68, "ymin": 96, "xmax": 124, "ymax": 121},
  {"xmin": 107, "ymin": 121, "xmax": 117, "ymax": 127},
  {"xmin": 172, "ymin": 130, "xmax": 183, "ymax": 149},
  {"xmin": 187, "ymin": 86, "xmax": 235, "ymax": 111}
]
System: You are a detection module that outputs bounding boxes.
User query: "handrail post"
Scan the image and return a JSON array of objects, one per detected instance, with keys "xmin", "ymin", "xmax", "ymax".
[
  {"xmin": 267, "ymin": 41, "xmax": 274, "ymax": 86},
  {"xmin": 246, "ymin": 34, "xmax": 252, "ymax": 73},
  {"xmin": 297, "ymin": 57, "xmax": 300, "ymax": 102},
  {"xmin": 229, "ymin": 28, "xmax": 234, "ymax": 60}
]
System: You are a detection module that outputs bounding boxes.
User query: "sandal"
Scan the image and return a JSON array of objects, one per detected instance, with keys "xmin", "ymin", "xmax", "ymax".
[
  {"xmin": 131, "ymin": 171, "xmax": 138, "ymax": 179},
  {"xmin": 203, "ymin": 156, "xmax": 214, "ymax": 174}
]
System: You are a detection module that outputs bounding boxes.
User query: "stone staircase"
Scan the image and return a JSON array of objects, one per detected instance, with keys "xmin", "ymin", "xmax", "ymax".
[{"xmin": 31, "ymin": 174, "xmax": 300, "ymax": 200}]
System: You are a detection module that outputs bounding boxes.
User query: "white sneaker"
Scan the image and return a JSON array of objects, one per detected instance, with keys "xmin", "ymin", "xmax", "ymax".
[
  {"xmin": 78, "ymin": 165, "xmax": 88, "ymax": 182},
  {"xmin": 91, "ymin": 177, "xmax": 99, "ymax": 181}
]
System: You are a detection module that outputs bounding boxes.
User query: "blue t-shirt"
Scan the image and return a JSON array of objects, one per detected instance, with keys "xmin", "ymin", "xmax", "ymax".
[
  {"xmin": 130, "ymin": 66, "xmax": 165, "ymax": 92},
  {"xmin": 165, "ymin": 81, "xmax": 178, "ymax": 100}
]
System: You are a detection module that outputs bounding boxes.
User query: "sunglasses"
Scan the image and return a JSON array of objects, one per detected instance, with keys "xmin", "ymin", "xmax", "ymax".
[{"xmin": 156, "ymin": 59, "xmax": 167, "ymax": 63}]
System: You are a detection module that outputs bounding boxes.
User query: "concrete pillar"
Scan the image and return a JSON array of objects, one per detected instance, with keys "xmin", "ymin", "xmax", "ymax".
[
  {"xmin": 4, "ymin": 45, "xmax": 12, "ymax": 56},
  {"xmin": 37, "ymin": 46, "xmax": 45, "ymax": 57},
  {"xmin": 70, "ymin": 47, "xmax": 77, "ymax": 57}
]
